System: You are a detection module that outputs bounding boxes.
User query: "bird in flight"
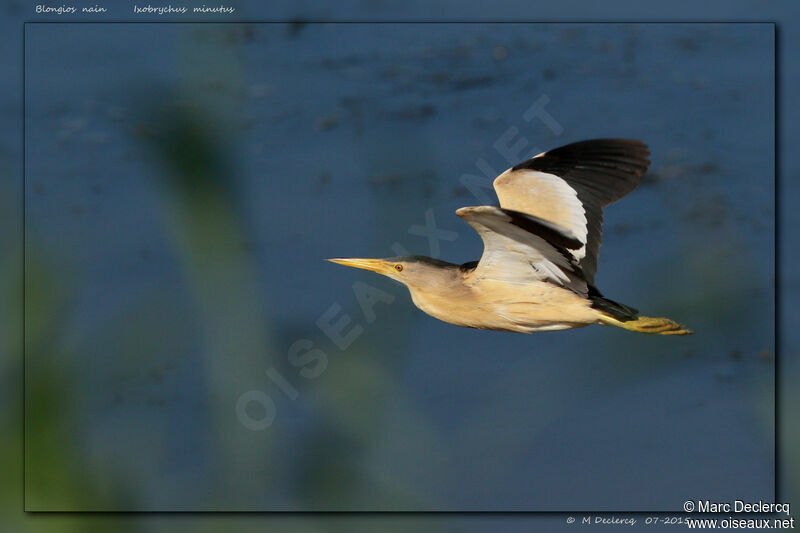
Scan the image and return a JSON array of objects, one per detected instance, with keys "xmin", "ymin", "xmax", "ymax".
[{"xmin": 329, "ymin": 139, "xmax": 691, "ymax": 335}]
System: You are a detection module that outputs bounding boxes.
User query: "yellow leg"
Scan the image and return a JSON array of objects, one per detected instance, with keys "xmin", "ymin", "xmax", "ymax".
[{"xmin": 598, "ymin": 314, "xmax": 693, "ymax": 335}]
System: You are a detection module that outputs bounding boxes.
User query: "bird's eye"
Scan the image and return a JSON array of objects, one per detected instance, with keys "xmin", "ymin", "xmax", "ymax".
[{"xmin": 394, "ymin": 264, "xmax": 403, "ymax": 272}]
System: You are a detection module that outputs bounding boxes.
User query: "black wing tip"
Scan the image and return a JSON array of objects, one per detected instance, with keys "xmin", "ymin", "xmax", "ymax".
[
  {"xmin": 512, "ymin": 138, "xmax": 651, "ymax": 172},
  {"xmin": 555, "ymin": 138, "xmax": 649, "ymax": 152}
]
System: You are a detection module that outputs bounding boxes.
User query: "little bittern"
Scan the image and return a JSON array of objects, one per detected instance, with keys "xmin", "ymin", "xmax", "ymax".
[{"xmin": 330, "ymin": 139, "xmax": 692, "ymax": 335}]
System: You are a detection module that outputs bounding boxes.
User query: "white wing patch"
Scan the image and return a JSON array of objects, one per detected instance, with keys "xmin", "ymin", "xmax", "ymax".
[
  {"xmin": 493, "ymin": 169, "xmax": 588, "ymax": 261},
  {"xmin": 456, "ymin": 206, "xmax": 581, "ymax": 290}
]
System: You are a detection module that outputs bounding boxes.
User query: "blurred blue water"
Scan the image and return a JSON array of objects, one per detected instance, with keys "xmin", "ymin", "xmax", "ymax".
[{"xmin": 23, "ymin": 21, "xmax": 775, "ymax": 512}]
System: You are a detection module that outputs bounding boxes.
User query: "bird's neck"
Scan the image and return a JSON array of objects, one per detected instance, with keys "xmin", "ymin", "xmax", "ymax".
[{"xmin": 405, "ymin": 271, "xmax": 474, "ymax": 326}]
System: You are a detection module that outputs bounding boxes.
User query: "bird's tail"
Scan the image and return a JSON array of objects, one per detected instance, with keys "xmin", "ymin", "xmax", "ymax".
[{"xmin": 598, "ymin": 314, "xmax": 693, "ymax": 335}]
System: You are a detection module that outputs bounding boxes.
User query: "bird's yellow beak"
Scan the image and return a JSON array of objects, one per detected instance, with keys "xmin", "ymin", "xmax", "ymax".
[{"xmin": 327, "ymin": 258, "xmax": 392, "ymax": 274}]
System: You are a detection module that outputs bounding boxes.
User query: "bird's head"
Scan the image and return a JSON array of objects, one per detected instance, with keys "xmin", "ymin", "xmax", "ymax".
[{"xmin": 327, "ymin": 255, "xmax": 457, "ymax": 288}]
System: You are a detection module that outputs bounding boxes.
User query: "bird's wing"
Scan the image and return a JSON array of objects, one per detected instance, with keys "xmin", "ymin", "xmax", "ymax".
[
  {"xmin": 456, "ymin": 205, "xmax": 587, "ymax": 295},
  {"xmin": 492, "ymin": 139, "xmax": 650, "ymax": 284}
]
